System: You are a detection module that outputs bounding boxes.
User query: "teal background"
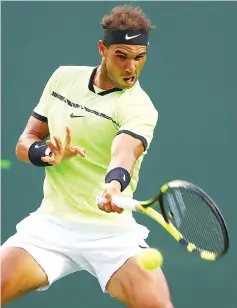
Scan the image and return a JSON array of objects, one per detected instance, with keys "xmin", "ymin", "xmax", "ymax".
[{"xmin": 1, "ymin": 2, "xmax": 236, "ymax": 307}]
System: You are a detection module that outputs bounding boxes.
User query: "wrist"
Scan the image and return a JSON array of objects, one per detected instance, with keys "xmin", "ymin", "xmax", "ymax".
[
  {"xmin": 105, "ymin": 167, "xmax": 131, "ymax": 192},
  {"xmin": 109, "ymin": 180, "xmax": 122, "ymax": 191},
  {"xmin": 28, "ymin": 141, "xmax": 52, "ymax": 167}
]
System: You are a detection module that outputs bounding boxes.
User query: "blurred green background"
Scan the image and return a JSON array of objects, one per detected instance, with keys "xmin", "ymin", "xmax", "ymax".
[{"xmin": 1, "ymin": 2, "xmax": 236, "ymax": 308}]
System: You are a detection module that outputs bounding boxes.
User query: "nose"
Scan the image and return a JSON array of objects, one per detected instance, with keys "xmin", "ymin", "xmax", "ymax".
[{"xmin": 125, "ymin": 60, "xmax": 135, "ymax": 74}]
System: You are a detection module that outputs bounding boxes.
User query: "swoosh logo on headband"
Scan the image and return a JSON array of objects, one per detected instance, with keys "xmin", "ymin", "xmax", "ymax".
[{"xmin": 125, "ymin": 34, "xmax": 141, "ymax": 40}]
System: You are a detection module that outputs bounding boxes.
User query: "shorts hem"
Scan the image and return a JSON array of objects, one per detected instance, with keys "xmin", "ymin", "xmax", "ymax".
[
  {"xmin": 99, "ymin": 253, "xmax": 139, "ymax": 293},
  {"xmin": 1, "ymin": 243, "xmax": 51, "ymax": 291}
]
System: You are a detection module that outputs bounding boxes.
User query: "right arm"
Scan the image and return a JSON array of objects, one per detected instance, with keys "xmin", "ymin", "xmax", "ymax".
[
  {"xmin": 16, "ymin": 115, "xmax": 85, "ymax": 166},
  {"xmin": 16, "ymin": 67, "xmax": 85, "ymax": 166},
  {"xmin": 16, "ymin": 66, "xmax": 55, "ymax": 164},
  {"xmin": 16, "ymin": 116, "xmax": 49, "ymax": 163}
]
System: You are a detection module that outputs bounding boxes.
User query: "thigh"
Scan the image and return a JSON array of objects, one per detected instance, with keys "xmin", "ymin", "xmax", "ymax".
[
  {"xmin": 0, "ymin": 213, "xmax": 82, "ymax": 306},
  {"xmin": 1, "ymin": 246, "xmax": 48, "ymax": 305},
  {"xmin": 106, "ymin": 255, "xmax": 173, "ymax": 308}
]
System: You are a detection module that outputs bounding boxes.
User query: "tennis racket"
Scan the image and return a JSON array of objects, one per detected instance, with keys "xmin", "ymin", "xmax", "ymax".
[{"xmin": 97, "ymin": 180, "xmax": 229, "ymax": 261}]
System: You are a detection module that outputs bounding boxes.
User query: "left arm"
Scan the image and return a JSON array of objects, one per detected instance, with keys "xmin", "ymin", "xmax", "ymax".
[
  {"xmin": 109, "ymin": 132, "xmax": 144, "ymax": 176},
  {"xmin": 99, "ymin": 133, "xmax": 145, "ymax": 213},
  {"xmin": 98, "ymin": 96, "xmax": 158, "ymax": 213}
]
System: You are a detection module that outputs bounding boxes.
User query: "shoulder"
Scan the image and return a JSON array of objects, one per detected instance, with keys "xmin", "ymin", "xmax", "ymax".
[
  {"xmin": 46, "ymin": 65, "xmax": 95, "ymax": 91},
  {"xmin": 51, "ymin": 65, "xmax": 95, "ymax": 80},
  {"xmin": 120, "ymin": 82, "xmax": 158, "ymax": 120}
]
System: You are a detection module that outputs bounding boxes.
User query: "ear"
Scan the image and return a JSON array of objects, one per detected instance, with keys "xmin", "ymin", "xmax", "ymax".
[{"xmin": 98, "ymin": 40, "xmax": 108, "ymax": 57}]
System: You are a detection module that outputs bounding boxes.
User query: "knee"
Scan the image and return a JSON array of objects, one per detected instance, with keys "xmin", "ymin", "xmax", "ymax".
[
  {"xmin": 1, "ymin": 253, "xmax": 19, "ymax": 305},
  {"xmin": 142, "ymin": 300, "xmax": 173, "ymax": 308},
  {"xmin": 138, "ymin": 295, "xmax": 174, "ymax": 308},
  {"xmin": 149, "ymin": 301, "xmax": 173, "ymax": 308},
  {"xmin": 1, "ymin": 271, "xmax": 11, "ymax": 305}
]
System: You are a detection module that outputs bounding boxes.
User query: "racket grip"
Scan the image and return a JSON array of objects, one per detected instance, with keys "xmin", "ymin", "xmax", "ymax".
[
  {"xmin": 96, "ymin": 196, "xmax": 140, "ymax": 211},
  {"xmin": 112, "ymin": 196, "xmax": 140, "ymax": 211}
]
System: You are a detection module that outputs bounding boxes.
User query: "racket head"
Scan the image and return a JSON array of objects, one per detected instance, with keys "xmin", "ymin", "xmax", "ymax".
[{"xmin": 142, "ymin": 180, "xmax": 229, "ymax": 260}]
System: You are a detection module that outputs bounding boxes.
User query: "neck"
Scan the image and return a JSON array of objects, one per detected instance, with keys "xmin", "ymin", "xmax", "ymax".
[{"xmin": 94, "ymin": 62, "xmax": 117, "ymax": 91}]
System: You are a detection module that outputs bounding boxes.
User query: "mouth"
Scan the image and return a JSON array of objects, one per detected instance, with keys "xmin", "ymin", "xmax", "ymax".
[{"xmin": 123, "ymin": 76, "xmax": 136, "ymax": 84}]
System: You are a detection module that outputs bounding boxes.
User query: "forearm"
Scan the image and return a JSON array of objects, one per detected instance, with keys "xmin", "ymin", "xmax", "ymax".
[
  {"xmin": 106, "ymin": 151, "xmax": 137, "ymax": 191},
  {"xmin": 108, "ymin": 150, "xmax": 136, "ymax": 175},
  {"xmin": 105, "ymin": 134, "xmax": 144, "ymax": 192},
  {"xmin": 16, "ymin": 134, "xmax": 44, "ymax": 163}
]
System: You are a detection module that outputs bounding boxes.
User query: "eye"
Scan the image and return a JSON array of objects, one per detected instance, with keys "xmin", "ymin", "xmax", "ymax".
[
  {"xmin": 135, "ymin": 55, "xmax": 145, "ymax": 61},
  {"xmin": 116, "ymin": 55, "xmax": 126, "ymax": 60}
]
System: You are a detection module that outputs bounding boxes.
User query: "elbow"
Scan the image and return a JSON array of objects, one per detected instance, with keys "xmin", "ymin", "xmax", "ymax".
[
  {"xmin": 15, "ymin": 140, "xmax": 22, "ymax": 161},
  {"xmin": 15, "ymin": 137, "xmax": 28, "ymax": 162}
]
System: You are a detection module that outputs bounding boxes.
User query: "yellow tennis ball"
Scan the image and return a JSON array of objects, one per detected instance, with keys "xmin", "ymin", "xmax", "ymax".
[
  {"xmin": 1, "ymin": 159, "xmax": 11, "ymax": 169},
  {"xmin": 137, "ymin": 248, "xmax": 163, "ymax": 271}
]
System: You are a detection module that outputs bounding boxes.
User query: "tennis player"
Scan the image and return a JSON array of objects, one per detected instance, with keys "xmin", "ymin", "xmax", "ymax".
[{"xmin": 1, "ymin": 5, "xmax": 173, "ymax": 308}]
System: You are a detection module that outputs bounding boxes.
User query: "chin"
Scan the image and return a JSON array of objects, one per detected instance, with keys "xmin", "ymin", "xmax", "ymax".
[
  {"xmin": 116, "ymin": 80, "xmax": 137, "ymax": 90},
  {"xmin": 122, "ymin": 84, "xmax": 135, "ymax": 89}
]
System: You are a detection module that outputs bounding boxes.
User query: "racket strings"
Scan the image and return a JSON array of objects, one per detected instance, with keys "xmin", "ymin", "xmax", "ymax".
[{"xmin": 163, "ymin": 188, "xmax": 225, "ymax": 254}]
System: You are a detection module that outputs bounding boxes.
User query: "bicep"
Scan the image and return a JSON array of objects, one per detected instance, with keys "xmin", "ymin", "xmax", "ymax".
[
  {"xmin": 20, "ymin": 115, "xmax": 49, "ymax": 141},
  {"xmin": 111, "ymin": 133, "xmax": 144, "ymax": 160},
  {"xmin": 108, "ymin": 133, "xmax": 144, "ymax": 174},
  {"xmin": 16, "ymin": 115, "xmax": 49, "ymax": 163},
  {"xmin": 116, "ymin": 101, "xmax": 158, "ymax": 154}
]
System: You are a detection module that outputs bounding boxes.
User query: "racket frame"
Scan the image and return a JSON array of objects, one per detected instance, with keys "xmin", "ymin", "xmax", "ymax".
[{"xmin": 138, "ymin": 180, "xmax": 229, "ymax": 260}]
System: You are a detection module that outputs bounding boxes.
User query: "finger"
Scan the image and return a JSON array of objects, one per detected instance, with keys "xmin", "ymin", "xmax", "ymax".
[
  {"xmin": 74, "ymin": 147, "xmax": 85, "ymax": 157},
  {"xmin": 98, "ymin": 197, "xmax": 107, "ymax": 204},
  {"xmin": 98, "ymin": 203, "xmax": 105, "ymax": 211},
  {"xmin": 100, "ymin": 193, "xmax": 113, "ymax": 213},
  {"xmin": 97, "ymin": 196, "xmax": 113, "ymax": 212},
  {"xmin": 99, "ymin": 204, "xmax": 112, "ymax": 213},
  {"xmin": 111, "ymin": 203, "xmax": 124, "ymax": 214},
  {"xmin": 54, "ymin": 136, "xmax": 62, "ymax": 150},
  {"xmin": 46, "ymin": 140, "xmax": 57, "ymax": 152},
  {"xmin": 65, "ymin": 127, "xmax": 72, "ymax": 146},
  {"xmin": 97, "ymin": 196, "xmax": 108, "ymax": 209},
  {"xmin": 41, "ymin": 156, "xmax": 54, "ymax": 165},
  {"xmin": 98, "ymin": 196, "xmax": 121, "ymax": 213},
  {"xmin": 103, "ymin": 203, "xmax": 113, "ymax": 213},
  {"xmin": 98, "ymin": 202, "xmax": 109, "ymax": 212},
  {"xmin": 103, "ymin": 191, "xmax": 112, "ymax": 203}
]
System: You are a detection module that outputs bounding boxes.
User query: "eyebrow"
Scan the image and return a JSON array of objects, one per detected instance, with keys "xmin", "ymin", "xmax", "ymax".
[
  {"xmin": 115, "ymin": 50, "xmax": 147, "ymax": 57},
  {"xmin": 115, "ymin": 50, "xmax": 127, "ymax": 55}
]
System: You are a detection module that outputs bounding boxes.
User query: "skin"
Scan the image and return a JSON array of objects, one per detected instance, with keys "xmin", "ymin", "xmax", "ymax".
[
  {"xmin": 95, "ymin": 41, "xmax": 147, "ymax": 90},
  {"xmin": 15, "ymin": 118, "xmax": 85, "ymax": 165},
  {"xmin": 95, "ymin": 43, "xmax": 173, "ymax": 307},
  {"xmin": 1, "ymin": 39, "xmax": 173, "ymax": 308}
]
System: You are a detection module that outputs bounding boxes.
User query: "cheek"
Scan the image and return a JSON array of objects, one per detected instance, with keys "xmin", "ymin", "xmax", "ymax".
[
  {"xmin": 136, "ymin": 60, "xmax": 146, "ymax": 72},
  {"xmin": 111, "ymin": 57, "xmax": 122, "ymax": 68},
  {"xmin": 108, "ymin": 58, "xmax": 123, "ymax": 75}
]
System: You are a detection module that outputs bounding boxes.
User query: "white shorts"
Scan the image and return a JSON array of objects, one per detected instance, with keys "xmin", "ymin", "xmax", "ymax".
[{"xmin": 1, "ymin": 212, "xmax": 150, "ymax": 292}]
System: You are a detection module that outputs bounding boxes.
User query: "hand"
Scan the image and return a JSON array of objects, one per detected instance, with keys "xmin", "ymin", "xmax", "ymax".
[
  {"xmin": 41, "ymin": 127, "xmax": 85, "ymax": 166},
  {"xmin": 97, "ymin": 181, "xmax": 124, "ymax": 214}
]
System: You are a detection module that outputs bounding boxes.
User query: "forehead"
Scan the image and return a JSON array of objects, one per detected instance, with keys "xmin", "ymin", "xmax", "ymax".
[{"xmin": 110, "ymin": 44, "xmax": 147, "ymax": 54}]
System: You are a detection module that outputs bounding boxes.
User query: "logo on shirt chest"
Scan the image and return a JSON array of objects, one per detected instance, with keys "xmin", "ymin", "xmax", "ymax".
[
  {"xmin": 51, "ymin": 91, "xmax": 119, "ymax": 127},
  {"xmin": 70, "ymin": 113, "xmax": 85, "ymax": 118}
]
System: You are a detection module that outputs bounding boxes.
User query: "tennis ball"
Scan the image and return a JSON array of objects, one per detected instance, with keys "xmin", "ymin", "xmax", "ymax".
[
  {"xmin": 137, "ymin": 248, "xmax": 163, "ymax": 271},
  {"xmin": 1, "ymin": 159, "xmax": 11, "ymax": 169}
]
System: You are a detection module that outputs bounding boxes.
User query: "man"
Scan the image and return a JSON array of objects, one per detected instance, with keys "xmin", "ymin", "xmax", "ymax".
[{"xmin": 1, "ymin": 5, "xmax": 174, "ymax": 308}]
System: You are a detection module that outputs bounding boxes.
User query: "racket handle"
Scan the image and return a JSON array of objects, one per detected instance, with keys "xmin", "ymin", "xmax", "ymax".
[
  {"xmin": 113, "ymin": 196, "xmax": 140, "ymax": 211},
  {"xmin": 96, "ymin": 196, "xmax": 140, "ymax": 211}
]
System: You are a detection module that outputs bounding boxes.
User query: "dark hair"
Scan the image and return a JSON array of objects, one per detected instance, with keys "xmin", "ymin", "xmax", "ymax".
[{"xmin": 101, "ymin": 5, "xmax": 153, "ymax": 32}]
